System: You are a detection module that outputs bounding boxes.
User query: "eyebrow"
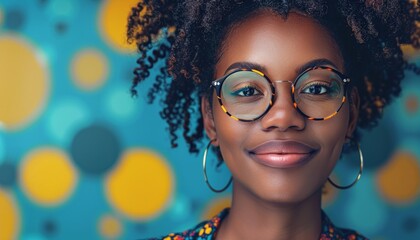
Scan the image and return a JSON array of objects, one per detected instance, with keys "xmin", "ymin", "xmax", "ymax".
[
  {"xmin": 225, "ymin": 62, "xmax": 267, "ymax": 74},
  {"xmin": 296, "ymin": 58, "xmax": 339, "ymax": 74},
  {"xmin": 224, "ymin": 58, "xmax": 339, "ymax": 76}
]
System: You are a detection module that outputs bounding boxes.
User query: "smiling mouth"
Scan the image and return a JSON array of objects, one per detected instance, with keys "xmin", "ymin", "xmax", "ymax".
[{"xmin": 248, "ymin": 140, "xmax": 318, "ymax": 169}]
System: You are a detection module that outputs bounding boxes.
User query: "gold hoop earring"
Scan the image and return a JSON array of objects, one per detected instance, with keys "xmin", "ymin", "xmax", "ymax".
[
  {"xmin": 203, "ymin": 140, "xmax": 232, "ymax": 193},
  {"xmin": 328, "ymin": 139, "xmax": 364, "ymax": 190}
]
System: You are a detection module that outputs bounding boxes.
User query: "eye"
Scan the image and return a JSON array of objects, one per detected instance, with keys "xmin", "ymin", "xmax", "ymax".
[
  {"xmin": 232, "ymin": 86, "xmax": 262, "ymax": 97},
  {"xmin": 301, "ymin": 82, "xmax": 330, "ymax": 95}
]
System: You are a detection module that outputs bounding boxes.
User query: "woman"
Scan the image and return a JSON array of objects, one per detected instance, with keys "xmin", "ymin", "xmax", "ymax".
[{"xmin": 127, "ymin": 1, "xmax": 419, "ymax": 239}]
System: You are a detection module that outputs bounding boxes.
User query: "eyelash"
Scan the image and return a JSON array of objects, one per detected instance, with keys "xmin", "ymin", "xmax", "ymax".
[{"xmin": 231, "ymin": 85, "xmax": 262, "ymax": 96}]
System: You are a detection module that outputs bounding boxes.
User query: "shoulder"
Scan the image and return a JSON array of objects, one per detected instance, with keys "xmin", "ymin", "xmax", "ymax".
[
  {"xmin": 146, "ymin": 208, "xmax": 229, "ymax": 240},
  {"xmin": 320, "ymin": 211, "xmax": 369, "ymax": 240}
]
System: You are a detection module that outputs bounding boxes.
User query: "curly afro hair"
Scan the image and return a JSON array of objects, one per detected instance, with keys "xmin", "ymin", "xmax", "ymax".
[{"xmin": 127, "ymin": 0, "xmax": 419, "ymax": 154}]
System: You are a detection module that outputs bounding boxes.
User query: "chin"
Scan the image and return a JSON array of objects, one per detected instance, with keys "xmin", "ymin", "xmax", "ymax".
[
  {"xmin": 243, "ymin": 179, "xmax": 323, "ymax": 206},
  {"xmin": 262, "ymin": 189, "xmax": 317, "ymax": 205}
]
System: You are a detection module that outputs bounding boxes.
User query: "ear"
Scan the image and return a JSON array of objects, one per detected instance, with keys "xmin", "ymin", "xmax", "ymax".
[
  {"xmin": 346, "ymin": 87, "xmax": 360, "ymax": 138},
  {"xmin": 201, "ymin": 96, "xmax": 218, "ymax": 145}
]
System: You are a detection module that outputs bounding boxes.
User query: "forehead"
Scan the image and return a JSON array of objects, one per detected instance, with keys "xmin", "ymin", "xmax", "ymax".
[{"xmin": 215, "ymin": 11, "xmax": 344, "ymax": 79}]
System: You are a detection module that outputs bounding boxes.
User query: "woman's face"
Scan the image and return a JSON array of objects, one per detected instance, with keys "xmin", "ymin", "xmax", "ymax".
[{"xmin": 203, "ymin": 11, "xmax": 358, "ymax": 203}]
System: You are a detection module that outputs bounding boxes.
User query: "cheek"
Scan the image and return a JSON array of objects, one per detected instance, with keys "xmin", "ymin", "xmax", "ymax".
[
  {"xmin": 311, "ymin": 107, "xmax": 350, "ymax": 169},
  {"xmin": 211, "ymin": 96, "xmax": 249, "ymax": 160}
]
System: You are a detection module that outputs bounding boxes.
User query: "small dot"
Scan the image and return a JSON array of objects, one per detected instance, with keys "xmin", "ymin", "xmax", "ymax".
[
  {"xmin": 134, "ymin": 223, "xmax": 148, "ymax": 232},
  {"xmin": 98, "ymin": 214, "xmax": 122, "ymax": 239},
  {"xmin": 0, "ymin": 189, "xmax": 20, "ymax": 240},
  {"xmin": 5, "ymin": 8, "xmax": 25, "ymax": 30},
  {"xmin": 42, "ymin": 219, "xmax": 57, "ymax": 236},
  {"xmin": 55, "ymin": 22, "xmax": 68, "ymax": 34},
  {"xmin": 201, "ymin": 196, "xmax": 231, "ymax": 221},
  {"xmin": 0, "ymin": 162, "xmax": 17, "ymax": 187},
  {"xmin": 20, "ymin": 148, "xmax": 78, "ymax": 205},
  {"xmin": 405, "ymin": 94, "xmax": 419, "ymax": 114},
  {"xmin": 105, "ymin": 149, "xmax": 174, "ymax": 220},
  {"xmin": 70, "ymin": 124, "xmax": 121, "ymax": 176},
  {"xmin": 38, "ymin": 0, "xmax": 49, "ymax": 6},
  {"xmin": 190, "ymin": 198, "xmax": 202, "ymax": 212},
  {"xmin": 376, "ymin": 151, "xmax": 420, "ymax": 204},
  {"xmin": 70, "ymin": 48, "xmax": 109, "ymax": 91},
  {"xmin": 98, "ymin": 0, "xmax": 138, "ymax": 52}
]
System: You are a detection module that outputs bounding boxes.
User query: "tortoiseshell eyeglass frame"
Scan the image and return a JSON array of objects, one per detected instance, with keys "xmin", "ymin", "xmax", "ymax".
[{"xmin": 210, "ymin": 66, "xmax": 351, "ymax": 122}]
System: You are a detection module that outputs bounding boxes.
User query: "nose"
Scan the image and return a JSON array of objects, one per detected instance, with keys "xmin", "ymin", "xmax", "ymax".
[{"xmin": 260, "ymin": 80, "xmax": 306, "ymax": 131}]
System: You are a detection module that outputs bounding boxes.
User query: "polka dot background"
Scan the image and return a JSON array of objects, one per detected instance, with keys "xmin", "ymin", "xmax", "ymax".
[{"xmin": 0, "ymin": 0, "xmax": 419, "ymax": 239}]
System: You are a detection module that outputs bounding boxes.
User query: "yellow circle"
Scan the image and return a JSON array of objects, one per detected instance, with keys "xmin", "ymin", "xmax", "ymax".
[
  {"xmin": 376, "ymin": 151, "xmax": 420, "ymax": 203},
  {"xmin": 105, "ymin": 149, "xmax": 174, "ymax": 220},
  {"xmin": 20, "ymin": 148, "xmax": 78, "ymax": 205},
  {"xmin": 0, "ymin": 189, "xmax": 20, "ymax": 240},
  {"xmin": 98, "ymin": 214, "xmax": 123, "ymax": 239},
  {"xmin": 99, "ymin": 0, "xmax": 138, "ymax": 52},
  {"xmin": 401, "ymin": 44, "xmax": 420, "ymax": 60},
  {"xmin": 0, "ymin": 35, "xmax": 50, "ymax": 131},
  {"xmin": 201, "ymin": 196, "xmax": 231, "ymax": 220},
  {"xmin": 70, "ymin": 48, "xmax": 109, "ymax": 91}
]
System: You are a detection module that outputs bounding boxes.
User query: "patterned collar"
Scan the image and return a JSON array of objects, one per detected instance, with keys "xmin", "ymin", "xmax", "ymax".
[{"xmin": 159, "ymin": 208, "xmax": 368, "ymax": 240}]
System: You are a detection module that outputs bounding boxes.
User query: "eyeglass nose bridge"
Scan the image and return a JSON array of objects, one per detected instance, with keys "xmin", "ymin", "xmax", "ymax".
[
  {"xmin": 272, "ymin": 80, "xmax": 294, "ymax": 84},
  {"xmin": 267, "ymin": 80, "xmax": 301, "ymax": 118},
  {"xmin": 270, "ymin": 80, "xmax": 296, "ymax": 97}
]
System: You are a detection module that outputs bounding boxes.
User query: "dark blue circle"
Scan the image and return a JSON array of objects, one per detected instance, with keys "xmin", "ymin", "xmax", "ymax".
[
  {"xmin": 5, "ymin": 9, "xmax": 26, "ymax": 31},
  {"xmin": 42, "ymin": 219, "xmax": 57, "ymax": 237},
  {"xmin": 70, "ymin": 124, "xmax": 121, "ymax": 176},
  {"xmin": 402, "ymin": 216, "xmax": 419, "ymax": 233},
  {"xmin": 55, "ymin": 22, "xmax": 68, "ymax": 34},
  {"xmin": 0, "ymin": 161, "xmax": 17, "ymax": 188},
  {"xmin": 357, "ymin": 122, "xmax": 396, "ymax": 170}
]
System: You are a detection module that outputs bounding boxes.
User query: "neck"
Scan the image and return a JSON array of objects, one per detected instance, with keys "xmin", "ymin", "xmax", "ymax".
[{"xmin": 217, "ymin": 181, "xmax": 323, "ymax": 240}]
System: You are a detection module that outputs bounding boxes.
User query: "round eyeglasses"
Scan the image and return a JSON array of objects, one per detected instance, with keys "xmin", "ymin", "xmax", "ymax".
[{"xmin": 211, "ymin": 66, "xmax": 351, "ymax": 122}]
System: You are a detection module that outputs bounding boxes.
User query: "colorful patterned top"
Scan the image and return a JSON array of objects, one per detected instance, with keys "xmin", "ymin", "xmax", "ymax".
[{"xmin": 150, "ymin": 208, "xmax": 368, "ymax": 240}]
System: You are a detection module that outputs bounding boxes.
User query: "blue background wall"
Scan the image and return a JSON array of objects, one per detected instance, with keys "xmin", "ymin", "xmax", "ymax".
[{"xmin": 0, "ymin": 0, "xmax": 419, "ymax": 239}]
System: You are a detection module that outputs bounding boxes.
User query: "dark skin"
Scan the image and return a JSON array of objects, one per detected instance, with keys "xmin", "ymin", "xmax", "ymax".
[{"xmin": 202, "ymin": 11, "xmax": 360, "ymax": 240}]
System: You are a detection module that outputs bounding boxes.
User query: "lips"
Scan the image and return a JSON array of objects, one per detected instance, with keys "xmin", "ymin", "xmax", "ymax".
[{"xmin": 248, "ymin": 140, "xmax": 318, "ymax": 168}]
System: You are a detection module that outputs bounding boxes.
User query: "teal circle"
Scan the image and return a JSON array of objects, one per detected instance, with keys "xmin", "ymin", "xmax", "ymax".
[
  {"xmin": 47, "ymin": 0, "xmax": 75, "ymax": 19},
  {"xmin": 20, "ymin": 235, "xmax": 47, "ymax": 240},
  {"xmin": 169, "ymin": 195, "xmax": 191, "ymax": 220},
  {"xmin": 105, "ymin": 86, "xmax": 137, "ymax": 119},
  {"xmin": 0, "ymin": 134, "xmax": 4, "ymax": 164},
  {"xmin": 398, "ymin": 141, "xmax": 420, "ymax": 159},
  {"xmin": 46, "ymin": 99, "xmax": 91, "ymax": 144},
  {"xmin": 345, "ymin": 172, "xmax": 388, "ymax": 236}
]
